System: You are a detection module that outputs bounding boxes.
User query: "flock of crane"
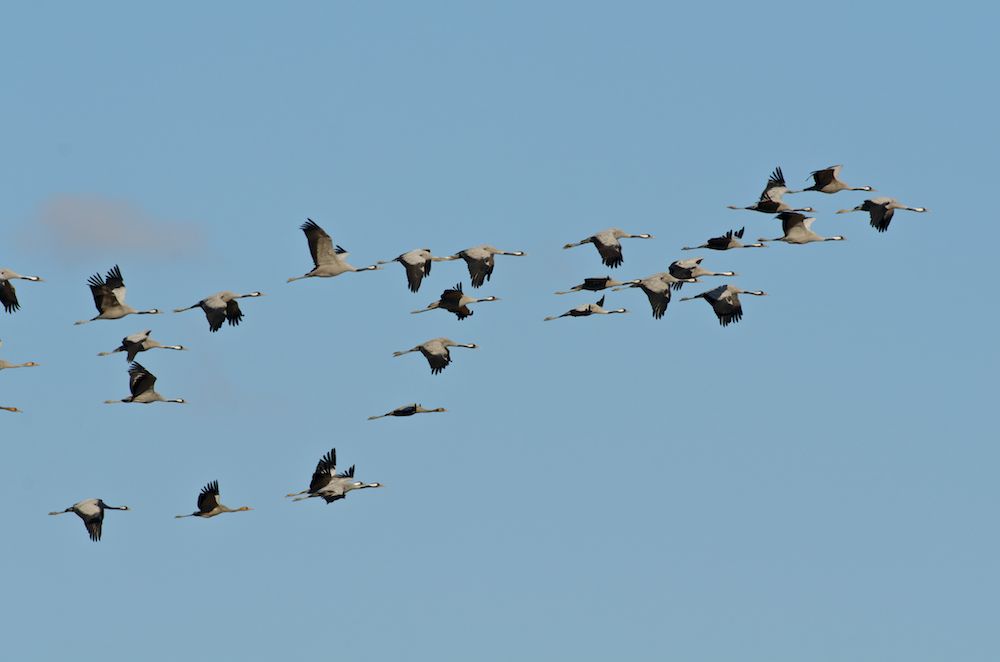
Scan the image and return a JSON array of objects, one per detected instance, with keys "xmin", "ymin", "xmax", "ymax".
[{"xmin": 2, "ymin": 164, "xmax": 926, "ymax": 541}]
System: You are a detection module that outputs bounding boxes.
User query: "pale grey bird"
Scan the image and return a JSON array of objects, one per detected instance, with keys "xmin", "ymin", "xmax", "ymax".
[
  {"xmin": 49, "ymin": 498, "xmax": 130, "ymax": 542},
  {"xmin": 174, "ymin": 291, "xmax": 263, "ymax": 332},
  {"xmin": 680, "ymin": 285, "xmax": 767, "ymax": 327},
  {"xmin": 368, "ymin": 403, "xmax": 447, "ymax": 420},
  {"xmin": 543, "ymin": 295, "xmax": 627, "ymax": 321},
  {"xmin": 0, "ymin": 339, "xmax": 40, "ymax": 370},
  {"xmin": 562, "ymin": 228, "xmax": 653, "ymax": 268},
  {"xmin": 758, "ymin": 212, "xmax": 845, "ymax": 245},
  {"xmin": 286, "ymin": 448, "xmax": 382, "ymax": 504},
  {"xmin": 612, "ymin": 273, "xmax": 695, "ymax": 319},
  {"xmin": 668, "ymin": 258, "xmax": 737, "ymax": 290},
  {"xmin": 836, "ymin": 198, "xmax": 927, "ymax": 233},
  {"xmin": 393, "ymin": 337, "xmax": 478, "ymax": 374},
  {"xmin": 98, "ymin": 329, "xmax": 185, "ymax": 362},
  {"xmin": 0, "ymin": 268, "xmax": 43, "ymax": 314},
  {"xmin": 175, "ymin": 481, "xmax": 252, "ymax": 519},
  {"xmin": 682, "ymin": 227, "xmax": 765, "ymax": 251},
  {"xmin": 74, "ymin": 265, "xmax": 161, "ymax": 325},
  {"xmin": 728, "ymin": 167, "xmax": 815, "ymax": 214},
  {"xmin": 377, "ymin": 248, "xmax": 451, "ymax": 292},
  {"xmin": 288, "ymin": 219, "xmax": 380, "ymax": 282},
  {"xmin": 104, "ymin": 361, "xmax": 186, "ymax": 405},
  {"xmin": 795, "ymin": 165, "xmax": 874, "ymax": 194},
  {"xmin": 554, "ymin": 276, "xmax": 628, "ymax": 295},
  {"xmin": 410, "ymin": 282, "xmax": 499, "ymax": 320},
  {"xmin": 442, "ymin": 245, "xmax": 526, "ymax": 288}
]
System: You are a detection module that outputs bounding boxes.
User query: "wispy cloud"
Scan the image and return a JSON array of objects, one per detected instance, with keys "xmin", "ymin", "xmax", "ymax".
[{"xmin": 21, "ymin": 194, "xmax": 202, "ymax": 263}]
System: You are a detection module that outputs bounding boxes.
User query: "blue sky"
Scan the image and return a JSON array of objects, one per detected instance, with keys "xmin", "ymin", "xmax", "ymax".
[{"xmin": 2, "ymin": 2, "xmax": 997, "ymax": 660}]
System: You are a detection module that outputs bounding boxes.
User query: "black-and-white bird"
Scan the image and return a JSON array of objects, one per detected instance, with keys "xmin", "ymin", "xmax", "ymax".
[
  {"xmin": 612, "ymin": 273, "xmax": 694, "ymax": 319},
  {"xmin": 75, "ymin": 265, "xmax": 160, "ymax": 325},
  {"xmin": 728, "ymin": 167, "xmax": 814, "ymax": 214},
  {"xmin": 49, "ymin": 498, "xmax": 130, "ymax": 542},
  {"xmin": 98, "ymin": 329, "xmax": 185, "ymax": 362},
  {"xmin": 544, "ymin": 295, "xmax": 628, "ymax": 321},
  {"xmin": 682, "ymin": 227, "xmax": 765, "ymax": 251},
  {"xmin": 796, "ymin": 165, "xmax": 874, "ymax": 194},
  {"xmin": 442, "ymin": 245, "xmax": 526, "ymax": 288},
  {"xmin": 836, "ymin": 198, "xmax": 927, "ymax": 233},
  {"xmin": 554, "ymin": 276, "xmax": 628, "ymax": 295},
  {"xmin": 680, "ymin": 285, "xmax": 766, "ymax": 327},
  {"xmin": 288, "ymin": 219, "xmax": 380, "ymax": 282},
  {"xmin": 104, "ymin": 361, "xmax": 186, "ymax": 405},
  {"xmin": 174, "ymin": 291, "xmax": 264, "ymax": 332},
  {"xmin": 0, "ymin": 268, "xmax": 43, "ymax": 314},
  {"xmin": 368, "ymin": 403, "xmax": 447, "ymax": 420},
  {"xmin": 758, "ymin": 212, "xmax": 845, "ymax": 244},
  {"xmin": 377, "ymin": 249, "xmax": 451, "ymax": 292},
  {"xmin": 563, "ymin": 228, "xmax": 653, "ymax": 268},
  {"xmin": 410, "ymin": 282, "xmax": 499, "ymax": 320},
  {"xmin": 175, "ymin": 481, "xmax": 252, "ymax": 518},
  {"xmin": 393, "ymin": 337, "xmax": 478, "ymax": 374},
  {"xmin": 286, "ymin": 448, "xmax": 382, "ymax": 504}
]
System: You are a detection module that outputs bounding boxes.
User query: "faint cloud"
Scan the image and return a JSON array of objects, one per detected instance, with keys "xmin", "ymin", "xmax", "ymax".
[{"xmin": 22, "ymin": 194, "xmax": 202, "ymax": 262}]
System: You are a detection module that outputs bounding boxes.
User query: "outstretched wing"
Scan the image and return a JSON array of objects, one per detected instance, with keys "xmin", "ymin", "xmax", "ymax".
[
  {"xmin": 466, "ymin": 255, "xmax": 494, "ymax": 288},
  {"xmin": 644, "ymin": 286, "xmax": 670, "ymax": 320},
  {"xmin": 0, "ymin": 279, "xmax": 19, "ymax": 313},
  {"xmin": 86, "ymin": 271, "xmax": 118, "ymax": 314},
  {"xmin": 582, "ymin": 277, "xmax": 610, "ymax": 290},
  {"xmin": 225, "ymin": 299, "xmax": 244, "ymax": 327},
  {"xmin": 84, "ymin": 516, "xmax": 102, "ymax": 542},
  {"xmin": 337, "ymin": 464, "xmax": 355, "ymax": 479},
  {"xmin": 778, "ymin": 211, "xmax": 808, "ymax": 236},
  {"xmin": 404, "ymin": 259, "xmax": 429, "ymax": 293},
  {"xmin": 104, "ymin": 265, "xmax": 127, "ymax": 305},
  {"xmin": 309, "ymin": 448, "xmax": 336, "ymax": 493},
  {"xmin": 128, "ymin": 362, "xmax": 157, "ymax": 397},
  {"xmin": 712, "ymin": 289, "xmax": 743, "ymax": 327},
  {"xmin": 760, "ymin": 166, "xmax": 787, "ymax": 201},
  {"xmin": 868, "ymin": 203, "xmax": 894, "ymax": 232},
  {"xmin": 809, "ymin": 165, "xmax": 838, "ymax": 188},
  {"xmin": 440, "ymin": 283, "xmax": 464, "ymax": 305},
  {"xmin": 426, "ymin": 348, "xmax": 452, "ymax": 374},
  {"xmin": 300, "ymin": 220, "xmax": 345, "ymax": 267},
  {"xmin": 197, "ymin": 480, "xmax": 221, "ymax": 513},
  {"xmin": 594, "ymin": 241, "xmax": 624, "ymax": 269}
]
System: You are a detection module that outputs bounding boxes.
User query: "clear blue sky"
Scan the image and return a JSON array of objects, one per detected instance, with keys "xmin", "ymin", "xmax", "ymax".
[{"xmin": 2, "ymin": 2, "xmax": 996, "ymax": 660}]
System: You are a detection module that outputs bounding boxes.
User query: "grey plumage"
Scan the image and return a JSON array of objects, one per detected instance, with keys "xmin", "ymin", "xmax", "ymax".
[
  {"xmin": 288, "ymin": 219, "xmax": 381, "ymax": 281},
  {"xmin": 836, "ymin": 198, "xmax": 927, "ymax": 233},
  {"xmin": 48, "ymin": 498, "xmax": 130, "ymax": 542},
  {"xmin": 393, "ymin": 337, "xmax": 478, "ymax": 374},
  {"xmin": 543, "ymin": 295, "xmax": 628, "ymax": 321},
  {"xmin": 442, "ymin": 245, "xmax": 526, "ymax": 288},
  {"xmin": 562, "ymin": 228, "xmax": 653, "ymax": 268},
  {"xmin": 174, "ymin": 290, "xmax": 263, "ymax": 332},
  {"xmin": 727, "ymin": 166, "xmax": 815, "ymax": 214},
  {"xmin": 679, "ymin": 284, "xmax": 767, "ymax": 327},
  {"xmin": 104, "ymin": 361, "xmax": 186, "ymax": 404},
  {"xmin": 74, "ymin": 265, "xmax": 161, "ymax": 325},
  {"xmin": 98, "ymin": 329, "xmax": 185, "ymax": 362},
  {"xmin": 758, "ymin": 212, "xmax": 845, "ymax": 244},
  {"xmin": 286, "ymin": 448, "xmax": 382, "ymax": 504},
  {"xmin": 0, "ymin": 268, "xmax": 43, "ymax": 314}
]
